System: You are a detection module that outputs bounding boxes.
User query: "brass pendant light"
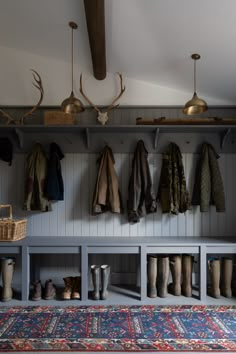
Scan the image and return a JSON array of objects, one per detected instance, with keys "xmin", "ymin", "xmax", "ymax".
[
  {"xmin": 183, "ymin": 53, "xmax": 208, "ymax": 115},
  {"xmin": 61, "ymin": 21, "xmax": 84, "ymax": 114}
]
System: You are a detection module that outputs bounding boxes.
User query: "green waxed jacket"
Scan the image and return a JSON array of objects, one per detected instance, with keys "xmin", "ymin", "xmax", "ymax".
[
  {"xmin": 23, "ymin": 143, "xmax": 52, "ymax": 212},
  {"xmin": 127, "ymin": 140, "xmax": 157, "ymax": 223},
  {"xmin": 157, "ymin": 142, "xmax": 191, "ymax": 214},
  {"xmin": 192, "ymin": 143, "xmax": 225, "ymax": 212}
]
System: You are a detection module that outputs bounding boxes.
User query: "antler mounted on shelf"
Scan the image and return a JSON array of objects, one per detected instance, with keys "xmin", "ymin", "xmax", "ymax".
[
  {"xmin": 0, "ymin": 69, "xmax": 44, "ymax": 125},
  {"xmin": 80, "ymin": 72, "xmax": 126, "ymax": 125}
]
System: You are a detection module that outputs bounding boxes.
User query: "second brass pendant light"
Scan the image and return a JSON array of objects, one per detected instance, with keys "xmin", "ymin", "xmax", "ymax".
[
  {"xmin": 61, "ymin": 21, "xmax": 84, "ymax": 114},
  {"xmin": 183, "ymin": 53, "xmax": 208, "ymax": 115}
]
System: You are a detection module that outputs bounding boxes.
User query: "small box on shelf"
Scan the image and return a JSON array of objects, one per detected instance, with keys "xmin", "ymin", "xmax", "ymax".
[{"xmin": 44, "ymin": 111, "xmax": 75, "ymax": 125}]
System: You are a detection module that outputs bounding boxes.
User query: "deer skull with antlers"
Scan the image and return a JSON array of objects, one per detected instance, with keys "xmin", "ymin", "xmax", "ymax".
[
  {"xmin": 0, "ymin": 70, "xmax": 44, "ymax": 125},
  {"xmin": 80, "ymin": 73, "xmax": 125, "ymax": 125}
]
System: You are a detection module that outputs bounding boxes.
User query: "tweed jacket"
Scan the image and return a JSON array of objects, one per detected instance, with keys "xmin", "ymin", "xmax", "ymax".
[
  {"xmin": 127, "ymin": 140, "xmax": 157, "ymax": 223},
  {"xmin": 92, "ymin": 146, "xmax": 122, "ymax": 214},
  {"xmin": 23, "ymin": 143, "xmax": 52, "ymax": 212},
  {"xmin": 192, "ymin": 143, "xmax": 225, "ymax": 212},
  {"xmin": 157, "ymin": 142, "xmax": 191, "ymax": 214}
]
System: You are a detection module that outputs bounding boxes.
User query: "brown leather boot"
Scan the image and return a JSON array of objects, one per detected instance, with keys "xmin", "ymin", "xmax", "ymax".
[
  {"xmin": 62, "ymin": 277, "xmax": 73, "ymax": 300},
  {"xmin": 44, "ymin": 279, "xmax": 56, "ymax": 300},
  {"xmin": 169, "ymin": 255, "xmax": 182, "ymax": 296},
  {"xmin": 147, "ymin": 256, "xmax": 158, "ymax": 298},
  {"xmin": 32, "ymin": 280, "xmax": 42, "ymax": 301},
  {"xmin": 157, "ymin": 256, "xmax": 169, "ymax": 298},
  {"xmin": 182, "ymin": 255, "xmax": 193, "ymax": 297},
  {"xmin": 208, "ymin": 258, "xmax": 221, "ymax": 299},
  {"xmin": 221, "ymin": 258, "xmax": 233, "ymax": 298},
  {"xmin": 72, "ymin": 276, "xmax": 81, "ymax": 300}
]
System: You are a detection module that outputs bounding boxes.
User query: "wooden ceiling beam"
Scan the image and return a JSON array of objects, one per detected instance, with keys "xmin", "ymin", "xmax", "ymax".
[{"xmin": 84, "ymin": 0, "xmax": 106, "ymax": 80}]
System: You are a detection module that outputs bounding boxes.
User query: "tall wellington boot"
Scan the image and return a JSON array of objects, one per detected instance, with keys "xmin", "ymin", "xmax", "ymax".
[
  {"xmin": 147, "ymin": 256, "xmax": 158, "ymax": 298},
  {"xmin": 157, "ymin": 256, "xmax": 169, "ymax": 298},
  {"xmin": 1, "ymin": 257, "xmax": 15, "ymax": 302},
  {"xmin": 91, "ymin": 265, "xmax": 100, "ymax": 300},
  {"xmin": 169, "ymin": 255, "xmax": 182, "ymax": 296},
  {"xmin": 101, "ymin": 265, "xmax": 110, "ymax": 300},
  {"xmin": 221, "ymin": 258, "xmax": 233, "ymax": 298},
  {"xmin": 182, "ymin": 254, "xmax": 193, "ymax": 297},
  {"xmin": 208, "ymin": 258, "xmax": 221, "ymax": 299}
]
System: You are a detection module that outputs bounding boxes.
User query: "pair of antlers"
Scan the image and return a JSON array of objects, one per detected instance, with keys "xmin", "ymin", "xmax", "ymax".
[
  {"xmin": 80, "ymin": 72, "xmax": 126, "ymax": 113},
  {"xmin": 0, "ymin": 70, "xmax": 44, "ymax": 125}
]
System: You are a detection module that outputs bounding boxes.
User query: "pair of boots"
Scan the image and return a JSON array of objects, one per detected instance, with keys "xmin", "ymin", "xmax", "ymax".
[
  {"xmin": 0, "ymin": 257, "xmax": 15, "ymax": 302},
  {"xmin": 208, "ymin": 258, "xmax": 233, "ymax": 298},
  {"xmin": 148, "ymin": 255, "xmax": 170, "ymax": 298},
  {"xmin": 148, "ymin": 254, "xmax": 193, "ymax": 298},
  {"xmin": 32, "ymin": 279, "xmax": 56, "ymax": 300},
  {"xmin": 169, "ymin": 254, "xmax": 193, "ymax": 297},
  {"xmin": 63, "ymin": 276, "xmax": 81, "ymax": 300},
  {"xmin": 91, "ymin": 264, "xmax": 110, "ymax": 300}
]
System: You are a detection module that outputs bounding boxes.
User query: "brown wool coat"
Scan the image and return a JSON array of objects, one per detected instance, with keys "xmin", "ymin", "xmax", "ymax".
[{"xmin": 92, "ymin": 146, "xmax": 122, "ymax": 214}]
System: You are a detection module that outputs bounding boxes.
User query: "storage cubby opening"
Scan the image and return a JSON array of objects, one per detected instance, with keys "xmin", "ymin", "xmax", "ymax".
[
  {"xmin": 88, "ymin": 253, "xmax": 140, "ymax": 301},
  {"xmin": 0, "ymin": 254, "xmax": 21, "ymax": 301},
  {"xmin": 29, "ymin": 253, "xmax": 81, "ymax": 302},
  {"xmin": 207, "ymin": 254, "xmax": 236, "ymax": 300},
  {"xmin": 146, "ymin": 253, "xmax": 200, "ymax": 300}
]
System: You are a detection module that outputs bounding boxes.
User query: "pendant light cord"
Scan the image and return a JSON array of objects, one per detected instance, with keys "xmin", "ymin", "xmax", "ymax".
[
  {"xmin": 71, "ymin": 26, "xmax": 74, "ymax": 93},
  {"xmin": 194, "ymin": 58, "xmax": 196, "ymax": 94}
]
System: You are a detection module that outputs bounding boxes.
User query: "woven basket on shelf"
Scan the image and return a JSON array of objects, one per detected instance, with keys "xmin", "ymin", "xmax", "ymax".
[{"xmin": 0, "ymin": 205, "xmax": 27, "ymax": 241}]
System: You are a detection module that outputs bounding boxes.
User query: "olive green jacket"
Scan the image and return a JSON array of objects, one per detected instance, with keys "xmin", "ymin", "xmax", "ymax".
[
  {"xmin": 192, "ymin": 143, "xmax": 225, "ymax": 212},
  {"xmin": 127, "ymin": 140, "xmax": 157, "ymax": 223},
  {"xmin": 157, "ymin": 143, "xmax": 191, "ymax": 214},
  {"xmin": 23, "ymin": 143, "xmax": 52, "ymax": 212}
]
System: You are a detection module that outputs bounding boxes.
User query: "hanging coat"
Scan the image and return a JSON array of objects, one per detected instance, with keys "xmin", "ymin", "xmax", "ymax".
[
  {"xmin": 127, "ymin": 140, "xmax": 157, "ymax": 223},
  {"xmin": 0, "ymin": 137, "xmax": 13, "ymax": 166},
  {"xmin": 23, "ymin": 143, "xmax": 52, "ymax": 212},
  {"xmin": 45, "ymin": 142, "xmax": 64, "ymax": 201},
  {"xmin": 92, "ymin": 146, "xmax": 122, "ymax": 214},
  {"xmin": 192, "ymin": 143, "xmax": 225, "ymax": 212},
  {"xmin": 157, "ymin": 142, "xmax": 191, "ymax": 214}
]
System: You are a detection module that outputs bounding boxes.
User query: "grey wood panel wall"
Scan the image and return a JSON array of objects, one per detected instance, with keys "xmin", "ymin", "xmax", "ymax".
[
  {"xmin": 0, "ymin": 152, "xmax": 235, "ymax": 238},
  {"xmin": 0, "ymin": 105, "xmax": 236, "ymax": 286}
]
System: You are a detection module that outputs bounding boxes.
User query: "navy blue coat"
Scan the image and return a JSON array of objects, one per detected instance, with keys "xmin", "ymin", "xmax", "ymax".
[{"xmin": 45, "ymin": 143, "xmax": 64, "ymax": 201}]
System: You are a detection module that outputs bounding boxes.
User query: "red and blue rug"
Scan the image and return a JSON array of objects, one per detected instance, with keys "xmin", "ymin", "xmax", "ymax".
[{"xmin": 0, "ymin": 305, "xmax": 235, "ymax": 352}]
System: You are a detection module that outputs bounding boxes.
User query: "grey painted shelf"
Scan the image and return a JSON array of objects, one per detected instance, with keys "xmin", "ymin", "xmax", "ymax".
[{"xmin": 0, "ymin": 124, "xmax": 236, "ymax": 151}]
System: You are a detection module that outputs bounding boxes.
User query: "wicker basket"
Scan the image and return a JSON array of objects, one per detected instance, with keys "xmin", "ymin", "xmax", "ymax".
[{"xmin": 0, "ymin": 205, "xmax": 27, "ymax": 241}]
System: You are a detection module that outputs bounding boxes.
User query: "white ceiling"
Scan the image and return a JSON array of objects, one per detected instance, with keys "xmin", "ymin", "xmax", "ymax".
[{"xmin": 1, "ymin": 0, "xmax": 236, "ymax": 104}]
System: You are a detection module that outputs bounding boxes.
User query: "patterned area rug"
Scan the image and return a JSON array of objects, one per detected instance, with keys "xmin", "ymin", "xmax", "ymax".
[{"xmin": 0, "ymin": 305, "xmax": 235, "ymax": 352}]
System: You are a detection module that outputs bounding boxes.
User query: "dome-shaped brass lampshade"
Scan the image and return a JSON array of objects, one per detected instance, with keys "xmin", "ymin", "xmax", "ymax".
[
  {"xmin": 61, "ymin": 21, "xmax": 84, "ymax": 114},
  {"xmin": 183, "ymin": 53, "xmax": 208, "ymax": 115},
  {"xmin": 61, "ymin": 91, "xmax": 84, "ymax": 114},
  {"xmin": 183, "ymin": 92, "xmax": 208, "ymax": 115}
]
